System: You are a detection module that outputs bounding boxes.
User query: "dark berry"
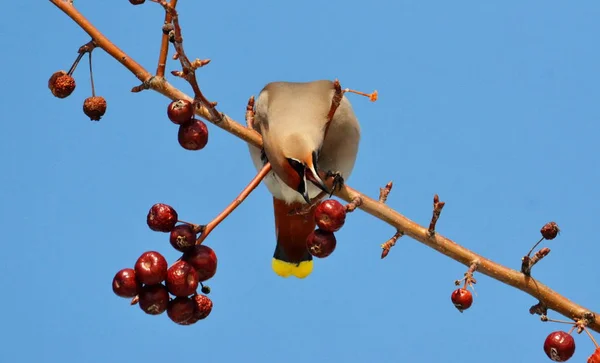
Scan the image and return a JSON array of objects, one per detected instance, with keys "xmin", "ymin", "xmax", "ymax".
[
  {"xmin": 178, "ymin": 119, "xmax": 209, "ymax": 150},
  {"xmin": 82, "ymin": 96, "xmax": 107, "ymax": 121},
  {"xmin": 544, "ymin": 331, "xmax": 575, "ymax": 362},
  {"xmin": 541, "ymin": 222, "xmax": 560, "ymax": 240},
  {"xmin": 306, "ymin": 229, "xmax": 337, "ymax": 258},
  {"xmin": 134, "ymin": 251, "xmax": 168, "ymax": 285},
  {"xmin": 166, "ymin": 260, "xmax": 199, "ymax": 297},
  {"xmin": 167, "ymin": 297, "xmax": 196, "ymax": 325},
  {"xmin": 200, "ymin": 285, "xmax": 211, "ymax": 294},
  {"xmin": 112, "ymin": 268, "xmax": 140, "ymax": 298},
  {"xmin": 182, "ymin": 245, "xmax": 217, "ymax": 282},
  {"xmin": 138, "ymin": 284, "xmax": 169, "ymax": 315},
  {"xmin": 167, "ymin": 99, "xmax": 194, "ymax": 124},
  {"xmin": 129, "ymin": 0, "xmax": 145, "ymax": 4},
  {"xmin": 314, "ymin": 199, "xmax": 347, "ymax": 232},
  {"xmin": 192, "ymin": 294, "xmax": 213, "ymax": 320},
  {"xmin": 48, "ymin": 71, "xmax": 76, "ymax": 98},
  {"xmin": 169, "ymin": 224, "xmax": 197, "ymax": 252},
  {"xmin": 450, "ymin": 288, "xmax": 473, "ymax": 312},
  {"xmin": 147, "ymin": 203, "xmax": 178, "ymax": 232}
]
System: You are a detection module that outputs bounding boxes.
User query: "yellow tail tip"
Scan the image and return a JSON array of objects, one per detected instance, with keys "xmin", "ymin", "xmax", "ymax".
[{"xmin": 272, "ymin": 258, "xmax": 313, "ymax": 279}]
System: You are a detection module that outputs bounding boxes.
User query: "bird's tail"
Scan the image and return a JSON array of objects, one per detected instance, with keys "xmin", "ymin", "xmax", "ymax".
[{"xmin": 271, "ymin": 197, "xmax": 315, "ymax": 278}]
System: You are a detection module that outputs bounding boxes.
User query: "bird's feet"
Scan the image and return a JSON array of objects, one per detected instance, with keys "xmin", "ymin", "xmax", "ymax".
[{"xmin": 325, "ymin": 171, "xmax": 344, "ymax": 196}]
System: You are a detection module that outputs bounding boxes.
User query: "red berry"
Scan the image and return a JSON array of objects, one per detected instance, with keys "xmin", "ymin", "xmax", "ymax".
[
  {"xmin": 544, "ymin": 331, "xmax": 575, "ymax": 362},
  {"xmin": 166, "ymin": 260, "xmax": 199, "ymax": 297},
  {"xmin": 138, "ymin": 284, "xmax": 169, "ymax": 315},
  {"xmin": 169, "ymin": 224, "xmax": 197, "ymax": 252},
  {"xmin": 541, "ymin": 222, "xmax": 560, "ymax": 240},
  {"xmin": 588, "ymin": 347, "xmax": 600, "ymax": 363},
  {"xmin": 178, "ymin": 119, "xmax": 209, "ymax": 150},
  {"xmin": 134, "ymin": 251, "xmax": 168, "ymax": 285},
  {"xmin": 182, "ymin": 245, "xmax": 218, "ymax": 282},
  {"xmin": 147, "ymin": 203, "xmax": 178, "ymax": 232},
  {"xmin": 129, "ymin": 0, "xmax": 145, "ymax": 4},
  {"xmin": 112, "ymin": 268, "xmax": 140, "ymax": 298},
  {"xmin": 450, "ymin": 288, "xmax": 473, "ymax": 312},
  {"xmin": 82, "ymin": 96, "xmax": 107, "ymax": 121},
  {"xmin": 314, "ymin": 199, "xmax": 347, "ymax": 232},
  {"xmin": 306, "ymin": 229, "xmax": 337, "ymax": 258},
  {"xmin": 48, "ymin": 71, "xmax": 76, "ymax": 98},
  {"xmin": 167, "ymin": 99, "xmax": 194, "ymax": 124},
  {"xmin": 192, "ymin": 294, "xmax": 213, "ymax": 320},
  {"xmin": 167, "ymin": 296, "xmax": 196, "ymax": 325}
]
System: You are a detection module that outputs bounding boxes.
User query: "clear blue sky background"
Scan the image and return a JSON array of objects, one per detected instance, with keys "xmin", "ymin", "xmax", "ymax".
[{"xmin": 1, "ymin": 1, "xmax": 599, "ymax": 362}]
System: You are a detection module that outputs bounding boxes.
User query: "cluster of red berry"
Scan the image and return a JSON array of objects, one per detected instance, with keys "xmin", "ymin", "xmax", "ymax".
[
  {"xmin": 542, "ymin": 330, "xmax": 600, "ymax": 362},
  {"xmin": 48, "ymin": 70, "xmax": 107, "ymax": 121},
  {"xmin": 307, "ymin": 200, "xmax": 347, "ymax": 258},
  {"xmin": 112, "ymin": 203, "xmax": 217, "ymax": 325},
  {"xmin": 167, "ymin": 99, "xmax": 209, "ymax": 151}
]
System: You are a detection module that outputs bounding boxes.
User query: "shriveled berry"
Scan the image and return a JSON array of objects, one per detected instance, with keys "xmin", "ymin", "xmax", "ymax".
[
  {"xmin": 138, "ymin": 284, "xmax": 169, "ymax": 315},
  {"xmin": 541, "ymin": 222, "xmax": 560, "ymax": 240},
  {"xmin": 178, "ymin": 119, "xmax": 209, "ymax": 150},
  {"xmin": 169, "ymin": 224, "xmax": 197, "ymax": 252},
  {"xmin": 306, "ymin": 229, "xmax": 337, "ymax": 258},
  {"xmin": 167, "ymin": 296, "xmax": 196, "ymax": 325},
  {"xmin": 82, "ymin": 96, "xmax": 107, "ymax": 121},
  {"xmin": 135, "ymin": 251, "xmax": 168, "ymax": 285},
  {"xmin": 544, "ymin": 331, "xmax": 575, "ymax": 362},
  {"xmin": 588, "ymin": 347, "xmax": 600, "ymax": 363},
  {"xmin": 200, "ymin": 285, "xmax": 211, "ymax": 294},
  {"xmin": 167, "ymin": 99, "xmax": 194, "ymax": 124},
  {"xmin": 112, "ymin": 268, "xmax": 140, "ymax": 298},
  {"xmin": 182, "ymin": 245, "xmax": 218, "ymax": 282},
  {"xmin": 48, "ymin": 71, "xmax": 76, "ymax": 98},
  {"xmin": 147, "ymin": 203, "xmax": 178, "ymax": 232},
  {"xmin": 192, "ymin": 294, "xmax": 213, "ymax": 320},
  {"xmin": 166, "ymin": 260, "xmax": 199, "ymax": 297},
  {"xmin": 129, "ymin": 0, "xmax": 145, "ymax": 4},
  {"xmin": 450, "ymin": 288, "xmax": 473, "ymax": 312},
  {"xmin": 315, "ymin": 199, "xmax": 347, "ymax": 232}
]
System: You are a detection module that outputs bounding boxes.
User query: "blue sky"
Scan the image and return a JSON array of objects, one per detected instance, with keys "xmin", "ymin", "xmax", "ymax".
[{"xmin": 1, "ymin": 1, "xmax": 599, "ymax": 362}]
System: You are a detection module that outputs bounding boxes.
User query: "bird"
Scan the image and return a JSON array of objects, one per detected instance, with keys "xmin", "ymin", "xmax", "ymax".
[{"xmin": 247, "ymin": 80, "xmax": 361, "ymax": 278}]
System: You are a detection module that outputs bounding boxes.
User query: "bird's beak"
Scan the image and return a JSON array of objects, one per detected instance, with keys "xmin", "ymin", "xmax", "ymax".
[{"xmin": 305, "ymin": 163, "xmax": 330, "ymax": 195}]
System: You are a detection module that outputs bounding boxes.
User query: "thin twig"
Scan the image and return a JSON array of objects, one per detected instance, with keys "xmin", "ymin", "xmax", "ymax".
[
  {"xmin": 245, "ymin": 96, "xmax": 255, "ymax": 128},
  {"xmin": 381, "ymin": 230, "xmax": 403, "ymax": 259},
  {"xmin": 378, "ymin": 181, "xmax": 393, "ymax": 204},
  {"xmin": 428, "ymin": 194, "xmax": 445, "ymax": 236},
  {"xmin": 196, "ymin": 163, "xmax": 271, "ymax": 244},
  {"xmin": 48, "ymin": 0, "xmax": 600, "ymax": 333},
  {"xmin": 345, "ymin": 196, "xmax": 363, "ymax": 212},
  {"xmin": 521, "ymin": 247, "xmax": 551, "ymax": 276},
  {"xmin": 156, "ymin": 0, "xmax": 178, "ymax": 77}
]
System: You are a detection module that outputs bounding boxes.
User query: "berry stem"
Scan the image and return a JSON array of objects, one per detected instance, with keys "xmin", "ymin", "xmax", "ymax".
[
  {"xmin": 526, "ymin": 237, "xmax": 545, "ymax": 257},
  {"xmin": 196, "ymin": 162, "xmax": 272, "ymax": 245},
  {"xmin": 584, "ymin": 327, "xmax": 600, "ymax": 348},
  {"xmin": 67, "ymin": 51, "xmax": 86, "ymax": 76},
  {"xmin": 88, "ymin": 52, "xmax": 96, "ymax": 97},
  {"xmin": 542, "ymin": 316, "xmax": 576, "ymax": 325}
]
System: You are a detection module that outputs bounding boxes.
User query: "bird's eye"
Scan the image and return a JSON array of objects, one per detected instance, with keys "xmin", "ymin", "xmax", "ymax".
[{"xmin": 287, "ymin": 158, "xmax": 305, "ymax": 176}]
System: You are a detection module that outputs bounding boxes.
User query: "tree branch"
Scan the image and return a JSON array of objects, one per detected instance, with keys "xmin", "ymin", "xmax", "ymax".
[{"xmin": 49, "ymin": 0, "xmax": 600, "ymax": 332}]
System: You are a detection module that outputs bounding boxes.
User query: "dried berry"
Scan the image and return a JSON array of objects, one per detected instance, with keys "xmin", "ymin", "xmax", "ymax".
[
  {"xmin": 182, "ymin": 245, "xmax": 217, "ymax": 282},
  {"xmin": 138, "ymin": 284, "xmax": 169, "ymax": 315},
  {"xmin": 315, "ymin": 199, "xmax": 347, "ymax": 232},
  {"xmin": 306, "ymin": 229, "xmax": 337, "ymax": 258},
  {"xmin": 192, "ymin": 294, "xmax": 213, "ymax": 320},
  {"xmin": 112, "ymin": 268, "xmax": 140, "ymax": 298},
  {"xmin": 541, "ymin": 222, "xmax": 560, "ymax": 240},
  {"xmin": 167, "ymin": 99, "xmax": 194, "ymax": 124},
  {"xmin": 166, "ymin": 260, "xmax": 199, "ymax": 297},
  {"xmin": 134, "ymin": 251, "xmax": 168, "ymax": 285},
  {"xmin": 169, "ymin": 224, "xmax": 197, "ymax": 252},
  {"xmin": 450, "ymin": 288, "xmax": 473, "ymax": 312},
  {"xmin": 48, "ymin": 71, "xmax": 76, "ymax": 98},
  {"xmin": 129, "ymin": 0, "xmax": 145, "ymax": 4},
  {"xmin": 147, "ymin": 203, "xmax": 178, "ymax": 232},
  {"xmin": 82, "ymin": 96, "xmax": 107, "ymax": 121},
  {"xmin": 544, "ymin": 331, "xmax": 575, "ymax": 362},
  {"xmin": 178, "ymin": 119, "xmax": 209, "ymax": 150},
  {"xmin": 167, "ymin": 297, "xmax": 196, "ymax": 325}
]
